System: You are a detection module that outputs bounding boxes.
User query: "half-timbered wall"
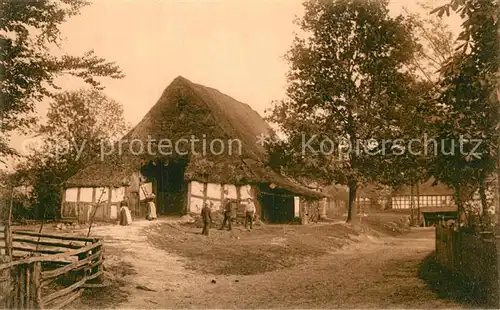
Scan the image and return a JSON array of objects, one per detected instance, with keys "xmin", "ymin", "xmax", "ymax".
[
  {"xmin": 186, "ymin": 181, "xmax": 255, "ymax": 215},
  {"xmin": 391, "ymin": 195, "xmax": 454, "ymax": 209},
  {"xmin": 61, "ymin": 187, "xmax": 123, "ymax": 223}
]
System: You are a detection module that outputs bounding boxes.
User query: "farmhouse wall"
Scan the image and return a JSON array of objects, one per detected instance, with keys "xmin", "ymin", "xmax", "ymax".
[
  {"xmin": 187, "ymin": 181, "xmax": 257, "ymax": 218},
  {"xmin": 61, "ymin": 186, "xmax": 127, "ymax": 223}
]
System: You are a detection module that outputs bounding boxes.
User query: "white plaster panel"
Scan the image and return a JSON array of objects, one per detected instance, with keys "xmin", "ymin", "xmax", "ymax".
[
  {"xmin": 189, "ymin": 196, "xmax": 204, "ymax": 213},
  {"xmin": 112, "ymin": 187, "xmax": 126, "ymax": 203},
  {"xmin": 240, "ymin": 185, "xmax": 252, "ymax": 200},
  {"xmin": 110, "ymin": 205, "xmax": 118, "ymax": 219},
  {"xmin": 191, "ymin": 181, "xmax": 204, "ymax": 196},
  {"xmin": 207, "ymin": 183, "xmax": 221, "ymax": 199},
  {"xmin": 79, "ymin": 188, "xmax": 94, "ymax": 203},
  {"xmin": 95, "ymin": 187, "xmax": 109, "ymax": 203},
  {"xmin": 223, "ymin": 184, "xmax": 237, "ymax": 199},
  {"xmin": 65, "ymin": 188, "xmax": 78, "ymax": 202}
]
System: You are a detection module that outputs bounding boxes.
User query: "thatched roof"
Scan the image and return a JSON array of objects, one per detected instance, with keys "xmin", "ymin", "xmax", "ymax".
[
  {"xmin": 64, "ymin": 159, "xmax": 142, "ymax": 188},
  {"xmin": 323, "ymin": 184, "xmax": 348, "ymax": 200},
  {"xmin": 392, "ymin": 178, "xmax": 454, "ymax": 196},
  {"xmin": 66, "ymin": 76, "xmax": 323, "ymax": 198}
]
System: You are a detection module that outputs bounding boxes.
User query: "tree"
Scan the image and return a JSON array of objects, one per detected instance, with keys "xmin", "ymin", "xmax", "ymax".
[
  {"xmin": 39, "ymin": 89, "xmax": 130, "ymax": 165},
  {"xmin": 403, "ymin": 1, "xmax": 456, "ymax": 83},
  {"xmin": 266, "ymin": 0, "xmax": 423, "ymax": 222},
  {"xmin": 0, "ymin": 0, "xmax": 124, "ymax": 160},
  {"xmin": 430, "ymin": 0, "xmax": 499, "ymax": 227},
  {"xmin": 365, "ymin": 0, "xmax": 456, "ymax": 190},
  {"xmin": 15, "ymin": 89, "xmax": 130, "ymax": 219}
]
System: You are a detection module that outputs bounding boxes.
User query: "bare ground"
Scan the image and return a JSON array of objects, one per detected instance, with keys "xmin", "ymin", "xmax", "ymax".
[{"xmin": 64, "ymin": 215, "xmax": 468, "ymax": 309}]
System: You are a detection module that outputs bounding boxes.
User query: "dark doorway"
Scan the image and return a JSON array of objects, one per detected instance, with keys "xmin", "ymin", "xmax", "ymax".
[
  {"xmin": 258, "ymin": 186, "xmax": 295, "ymax": 223},
  {"xmin": 141, "ymin": 158, "xmax": 188, "ymax": 215}
]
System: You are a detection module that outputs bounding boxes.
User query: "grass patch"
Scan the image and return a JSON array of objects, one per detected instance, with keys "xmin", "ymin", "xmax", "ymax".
[
  {"xmin": 146, "ymin": 222, "xmax": 362, "ymax": 275},
  {"xmin": 418, "ymin": 251, "xmax": 485, "ymax": 308}
]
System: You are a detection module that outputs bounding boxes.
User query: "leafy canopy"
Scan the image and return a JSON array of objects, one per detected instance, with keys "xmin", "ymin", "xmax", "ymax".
[
  {"xmin": 266, "ymin": 0, "xmax": 427, "ymax": 220},
  {"xmin": 15, "ymin": 88, "xmax": 130, "ymax": 219},
  {"xmin": 0, "ymin": 0, "xmax": 124, "ymax": 159},
  {"xmin": 430, "ymin": 0, "xmax": 499, "ymax": 200}
]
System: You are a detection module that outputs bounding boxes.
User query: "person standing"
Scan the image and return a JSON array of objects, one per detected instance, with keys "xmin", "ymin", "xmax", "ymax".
[
  {"xmin": 220, "ymin": 199, "xmax": 233, "ymax": 231},
  {"xmin": 128, "ymin": 172, "xmax": 142, "ymax": 217},
  {"xmin": 119, "ymin": 200, "xmax": 132, "ymax": 226},
  {"xmin": 146, "ymin": 193, "xmax": 157, "ymax": 220},
  {"xmin": 200, "ymin": 202, "xmax": 212, "ymax": 236},
  {"xmin": 244, "ymin": 198, "xmax": 256, "ymax": 231}
]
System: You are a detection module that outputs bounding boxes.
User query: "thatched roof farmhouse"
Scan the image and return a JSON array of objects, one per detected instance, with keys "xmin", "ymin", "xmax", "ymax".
[{"xmin": 63, "ymin": 76, "xmax": 324, "ymax": 223}]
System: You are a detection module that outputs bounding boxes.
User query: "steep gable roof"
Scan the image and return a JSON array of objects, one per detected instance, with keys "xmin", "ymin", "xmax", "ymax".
[{"xmin": 66, "ymin": 76, "xmax": 323, "ymax": 198}]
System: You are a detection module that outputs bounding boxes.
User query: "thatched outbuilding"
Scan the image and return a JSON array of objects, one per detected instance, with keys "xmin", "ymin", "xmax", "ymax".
[{"xmin": 63, "ymin": 76, "xmax": 324, "ymax": 223}]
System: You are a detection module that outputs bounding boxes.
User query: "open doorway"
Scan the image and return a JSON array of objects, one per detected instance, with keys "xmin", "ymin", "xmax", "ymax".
[
  {"xmin": 141, "ymin": 158, "xmax": 188, "ymax": 215},
  {"xmin": 257, "ymin": 186, "xmax": 295, "ymax": 223}
]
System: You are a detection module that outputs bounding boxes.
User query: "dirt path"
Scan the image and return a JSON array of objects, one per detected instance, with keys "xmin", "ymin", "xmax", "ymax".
[{"xmin": 77, "ymin": 220, "xmax": 463, "ymax": 309}]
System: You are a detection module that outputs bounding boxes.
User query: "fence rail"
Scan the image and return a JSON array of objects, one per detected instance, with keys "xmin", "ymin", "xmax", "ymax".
[{"xmin": 0, "ymin": 229, "xmax": 103, "ymax": 309}]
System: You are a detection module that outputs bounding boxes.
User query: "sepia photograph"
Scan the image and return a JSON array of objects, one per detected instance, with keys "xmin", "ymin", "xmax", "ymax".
[{"xmin": 0, "ymin": 0, "xmax": 499, "ymax": 308}]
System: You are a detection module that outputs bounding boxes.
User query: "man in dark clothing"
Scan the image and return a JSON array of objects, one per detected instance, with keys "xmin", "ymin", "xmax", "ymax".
[
  {"xmin": 200, "ymin": 202, "xmax": 212, "ymax": 236},
  {"xmin": 244, "ymin": 198, "xmax": 256, "ymax": 231},
  {"xmin": 219, "ymin": 199, "xmax": 233, "ymax": 231}
]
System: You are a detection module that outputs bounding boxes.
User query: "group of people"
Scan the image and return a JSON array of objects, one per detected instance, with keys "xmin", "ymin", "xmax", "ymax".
[
  {"xmin": 119, "ymin": 193, "xmax": 157, "ymax": 226},
  {"xmin": 200, "ymin": 197, "xmax": 256, "ymax": 236}
]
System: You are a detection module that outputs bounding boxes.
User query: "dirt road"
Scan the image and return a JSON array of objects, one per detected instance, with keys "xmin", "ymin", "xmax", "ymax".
[{"xmin": 75, "ymin": 219, "xmax": 463, "ymax": 309}]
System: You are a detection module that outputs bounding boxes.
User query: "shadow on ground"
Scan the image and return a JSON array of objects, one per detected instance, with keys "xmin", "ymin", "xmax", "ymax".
[
  {"xmin": 71, "ymin": 261, "xmax": 136, "ymax": 308},
  {"xmin": 146, "ymin": 221, "xmax": 363, "ymax": 275},
  {"xmin": 418, "ymin": 251, "xmax": 486, "ymax": 308}
]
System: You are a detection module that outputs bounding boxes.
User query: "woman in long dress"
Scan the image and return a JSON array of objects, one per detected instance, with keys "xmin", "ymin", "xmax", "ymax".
[{"xmin": 146, "ymin": 193, "xmax": 157, "ymax": 220}]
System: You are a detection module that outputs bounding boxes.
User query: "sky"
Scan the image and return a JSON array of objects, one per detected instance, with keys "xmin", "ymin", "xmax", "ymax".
[{"xmin": 5, "ymin": 0, "xmax": 461, "ymax": 170}]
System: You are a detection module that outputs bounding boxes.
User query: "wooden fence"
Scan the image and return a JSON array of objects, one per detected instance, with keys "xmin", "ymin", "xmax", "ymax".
[
  {"xmin": 435, "ymin": 224, "xmax": 499, "ymax": 306},
  {"xmin": 0, "ymin": 230, "xmax": 103, "ymax": 309}
]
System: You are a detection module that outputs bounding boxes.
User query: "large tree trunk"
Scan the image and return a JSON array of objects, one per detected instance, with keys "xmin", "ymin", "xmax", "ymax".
[
  {"xmin": 496, "ymin": 164, "xmax": 500, "ymax": 234},
  {"xmin": 479, "ymin": 170, "xmax": 489, "ymax": 226},
  {"xmin": 410, "ymin": 185, "xmax": 415, "ymax": 226},
  {"xmin": 454, "ymin": 185, "xmax": 465, "ymax": 227},
  {"xmin": 416, "ymin": 183, "xmax": 421, "ymax": 226},
  {"xmin": 455, "ymin": 184, "xmax": 476, "ymax": 228},
  {"xmin": 346, "ymin": 180, "xmax": 357, "ymax": 222}
]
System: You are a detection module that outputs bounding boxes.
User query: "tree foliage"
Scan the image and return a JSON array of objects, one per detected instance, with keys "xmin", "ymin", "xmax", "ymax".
[
  {"xmin": 430, "ymin": 0, "xmax": 499, "ymax": 223},
  {"xmin": 403, "ymin": 1, "xmax": 456, "ymax": 82},
  {"xmin": 0, "ymin": 0, "xmax": 124, "ymax": 159},
  {"xmin": 266, "ymin": 0, "xmax": 426, "ymax": 221},
  {"xmin": 15, "ymin": 89, "xmax": 130, "ymax": 219}
]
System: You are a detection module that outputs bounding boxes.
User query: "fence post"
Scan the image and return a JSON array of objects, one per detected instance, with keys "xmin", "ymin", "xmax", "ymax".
[
  {"xmin": 25, "ymin": 264, "xmax": 31, "ymax": 308},
  {"xmin": 5, "ymin": 187, "xmax": 13, "ymax": 259},
  {"xmin": 12, "ymin": 266, "xmax": 18, "ymax": 309},
  {"xmin": 496, "ymin": 236, "xmax": 500, "ymax": 307},
  {"xmin": 0, "ymin": 256, "xmax": 11, "ymax": 309},
  {"xmin": 91, "ymin": 244, "xmax": 104, "ymax": 283},
  {"xmin": 78, "ymin": 250, "xmax": 89, "ymax": 280},
  {"xmin": 18, "ymin": 265, "xmax": 25, "ymax": 309},
  {"xmin": 32, "ymin": 261, "xmax": 42, "ymax": 309}
]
